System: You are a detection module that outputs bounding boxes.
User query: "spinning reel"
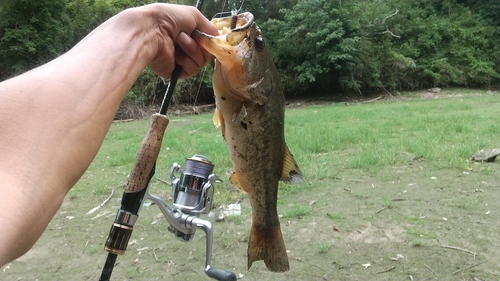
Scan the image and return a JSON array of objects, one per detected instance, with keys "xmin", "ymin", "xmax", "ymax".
[
  {"xmin": 103, "ymin": 155, "xmax": 235, "ymax": 281},
  {"xmin": 160, "ymin": 154, "xmax": 220, "ymax": 241},
  {"xmin": 144, "ymin": 155, "xmax": 235, "ymax": 281}
]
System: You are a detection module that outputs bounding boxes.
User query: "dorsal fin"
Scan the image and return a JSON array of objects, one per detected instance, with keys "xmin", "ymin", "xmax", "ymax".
[{"xmin": 280, "ymin": 144, "xmax": 304, "ymax": 184}]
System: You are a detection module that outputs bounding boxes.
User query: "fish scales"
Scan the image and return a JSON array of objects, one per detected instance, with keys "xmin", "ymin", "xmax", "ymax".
[{"xmin": 194, "ymin": 12, "xmax": 303, "ymax": 272}]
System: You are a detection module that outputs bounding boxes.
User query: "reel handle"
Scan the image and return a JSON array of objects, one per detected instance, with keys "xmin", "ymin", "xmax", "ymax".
[{"xmin": 205, "ymin": 266, "xmax": 237, "ymax": 281}]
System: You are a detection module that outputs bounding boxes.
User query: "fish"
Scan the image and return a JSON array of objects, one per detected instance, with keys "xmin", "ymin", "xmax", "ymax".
[{"xmin": 193, "ymin": 12, "xmax": 304, "ymax": 272}]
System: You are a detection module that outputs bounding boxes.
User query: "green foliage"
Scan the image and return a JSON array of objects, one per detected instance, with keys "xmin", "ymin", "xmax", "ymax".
[
  {"xmin": 458, "ymin": 0, "xmax": 500, "ymax": 27},
  {"xmin": 173, "ymin": 62, "xmax": 215, "ymax": 105},
  {"xmin": 1, "ymin": 0, "xmax": 499, "ymax": 100},
  {"xmin": 63, "ymin": 0, "xmax": 142, "ymax": 46},
  {"xmin": 200, "ymin": 0, "xmax": 500, "ymax": 96},
  {"xmin": 394, "ymin": 0, "xmax": 499, "ymax": 89},
  {"xmin": 0, "ymin": 0, "xmax": 154, "ymax": 80},
  {"xmin": 262, "ymin": 0, "xmax": 358, "ymax": 94},
  {"xmin": 126, "ymin": 67, "xmax": 162, "ymax": 104},
  {"xmin": 0, "ymin": 0, "xmax": 68, "ymax": 77},
  {"xmin": 258, "ymin": 0, "xmax": 500, "ymax": 96},
  {"xmin": 200, "ymin": 0, "xmax": 298, "ymax": 21}
]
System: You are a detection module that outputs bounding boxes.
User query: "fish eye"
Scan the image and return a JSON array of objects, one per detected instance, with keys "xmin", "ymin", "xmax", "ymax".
[{"xmin": 255, "ymin": 35, "xmax": 265, "ymax": 51}]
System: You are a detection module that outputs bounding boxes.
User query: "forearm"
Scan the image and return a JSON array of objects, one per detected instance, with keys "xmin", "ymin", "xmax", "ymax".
[{"xmin": 0, "ymin": 7, "xmax": 156, "ymax": 266}]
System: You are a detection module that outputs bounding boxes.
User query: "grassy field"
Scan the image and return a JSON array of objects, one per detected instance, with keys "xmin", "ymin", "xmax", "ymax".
[{"xmin": 2, "ymin": 89, "xmax": 500, "ymax": 280}]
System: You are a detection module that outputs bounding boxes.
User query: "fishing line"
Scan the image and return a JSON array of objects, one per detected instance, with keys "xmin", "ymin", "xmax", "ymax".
[
  {"xmin": 222, "ymin": 0, "xmax": 246, "ymax": 16},
  {"xmin": 192, "ymin": 66, "xmax": 208, "ymax": 112},
  {"xmin": 212, "ymin": 0, "xmax": 245, "ymax": 23},
  {"xmin": 221, "ymin": 0, "xmax": 227, "ymax": 14},
  {"xmin": 192, "ymin": 0, "xmax": 245, "ymax": 110},
  {"xmin": 237, "ymin": 0, "xmax": 245, "ymax": 14},
  {"xmin": 192, "ymin": 0, "xmax": 228, "ymax": 110}
]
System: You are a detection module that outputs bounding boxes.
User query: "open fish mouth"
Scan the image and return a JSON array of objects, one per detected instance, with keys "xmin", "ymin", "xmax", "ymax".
[
  {"xmin": 193, "ymin": 12, "xmax": 256, "ymax": 57},
  {"xmin": 204, "ymin": 12, "xmax": 254, "ymax": 41},
  {"xmin": 212, "ymin": 12, "xmax": 254, "ymax": 35},
  {"xmin": 193, "ymin": 12, "xmax": 268, "ymax": 102}
]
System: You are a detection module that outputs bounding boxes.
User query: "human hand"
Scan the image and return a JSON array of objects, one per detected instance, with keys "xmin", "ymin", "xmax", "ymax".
[{"xmin": 140, "ymin": 4, "xmax": 218, "ymax": 79}]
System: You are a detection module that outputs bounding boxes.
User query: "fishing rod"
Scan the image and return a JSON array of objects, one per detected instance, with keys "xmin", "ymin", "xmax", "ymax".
[{"xmin": 98, "ymin": 1, "xmax": 236, "ymax": 280}]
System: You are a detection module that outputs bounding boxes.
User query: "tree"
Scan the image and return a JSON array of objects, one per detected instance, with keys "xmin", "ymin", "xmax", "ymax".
[
  {"xmin": 0, "ymin": 0, "xmax": 68, "ymax": 79},
  {"xmin": 261, "ymin": 0, "xmax": 360, "ymax": 95},
  {"xmin": 1, "ymin": 0, "xmax": 498, "ymax": 98},
  {"xmin": 0, "ymin": 0, "xmax": 159, "ymax": 81},
  {"xmin": 390, "ymin": 0, "xmax": 499, "ymax": 88},
  {"xmin": 259, "ymin": 0, "xmax": 499, "ymax": 96}
]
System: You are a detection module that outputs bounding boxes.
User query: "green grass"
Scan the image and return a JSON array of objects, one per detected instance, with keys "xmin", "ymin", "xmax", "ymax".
[
  {"xmin": 317, "ymin": 243, "xmax": 333, "ymax": 254},
  {"xmin": 281, "ymin": 204, "xmax": 312, "ymax": 218},
  {"xmin": 70, "ymin": 91, "xmax": 500, "ymax": 204},
  {"xmin": 288, "ymin": 93, "xmax": 500, "ymax": 175},
  {"xmin": 224, "ymin": 214, "xmax": 243, "ymax": 225}
]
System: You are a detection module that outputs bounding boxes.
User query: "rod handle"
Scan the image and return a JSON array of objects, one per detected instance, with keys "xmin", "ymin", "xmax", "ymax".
[{"xmin": 124, "ymin": 113, "xmax": 169, "ymax": 193}]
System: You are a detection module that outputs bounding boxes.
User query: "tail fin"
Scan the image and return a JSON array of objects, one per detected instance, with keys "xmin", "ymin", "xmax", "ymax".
[{"xmin": 248, "ymin": 225, "xmax": 290, "ymax": 272}]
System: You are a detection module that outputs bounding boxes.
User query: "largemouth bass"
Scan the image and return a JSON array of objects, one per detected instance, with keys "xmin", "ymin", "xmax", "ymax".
[{"xmin": 193, "ymin": 13, "xmax": 304, "ymax": 272}]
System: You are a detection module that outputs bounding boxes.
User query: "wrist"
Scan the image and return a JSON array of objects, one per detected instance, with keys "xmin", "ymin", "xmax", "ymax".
[{"xmin": 107, "ymin": 7, "xmax": 159, "ymax": 67}]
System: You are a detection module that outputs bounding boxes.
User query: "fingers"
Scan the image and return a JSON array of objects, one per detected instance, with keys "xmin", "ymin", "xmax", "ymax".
[
  {"xmin": 180, "ymin": 6, "xmax": 218, "ymax": 37},
  {"xmin": 145, "ymin": 4, "xmax": 218, "ymax": 79},
  {"xmin": 148, "ymin": 36, "xmax": 177, "ymax": 80}
]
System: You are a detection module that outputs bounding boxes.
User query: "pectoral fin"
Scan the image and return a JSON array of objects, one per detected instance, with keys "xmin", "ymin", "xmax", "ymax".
[
  {"xmin": 280, "ymin": 144, "xmax": 304, "ymax": 184},
  {"xmin": 229, "ymin": 172, "xmax": 247, "ymax": 193},
  {"xmin": 213, "ymin": 107, "xmax": 226, "ymax": 140},
  {"xmin": 213, "ymin": 107, "xmax": 222, "ymax": 128}
]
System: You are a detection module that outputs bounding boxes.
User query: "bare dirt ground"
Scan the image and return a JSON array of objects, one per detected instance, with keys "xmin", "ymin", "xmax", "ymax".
[{"xmin": 2, "ymin": 162, "xmax": 499, "ymax": 281}]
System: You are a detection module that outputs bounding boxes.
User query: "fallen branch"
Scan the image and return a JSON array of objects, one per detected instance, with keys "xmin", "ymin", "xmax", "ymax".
[
  {"xmin": 441, "ymin": 245, "xmax": 478, "ymax": 256},
  {"xmin": 153, "ymin": 247, "xmax": 160, "ymax": 262},
  {"xmin": 381, "ymin": 86, "xmax": 395, "ymax": 98},
  {"xmin": 379, "ymin": 227, "xmax": 391, "ymax": 241},
  {"xmin": 87, "ymin": 188, "xmax": 115, "ymax": 214},
  {"xmin": 362, "ymin": 96, "xmax": 382, "ymax": 103},
  {"xmin": 452, "ymin": 261, "xmax": 487, "ymax": 275},
  {"xmin": 293, "ymin": 256, "xmax": 304, "ymax": 262},
  {"xmin": 189, "ymin": 127, "xmax": 203, "ymax": 134},
  {"xmin": 183, "ymin": 103, "xmax": 216, "ymax": 115},
  {"xmin": 424, "ymin": 263, "xmax": 436, "ymax": 275},
  {"xmin": 112, "ymin": 119, "xmax": 134, "ymax": 123},
  {"xmin": 376, "ymin": 206, "xmax": 387, "ymax": 213},
  {"xmin": 376, "ymin": 266, "xmax": 396, "ymax": 274},
  {"xmin": 193, "ymin": 103, "xmax": 215, "ymax": 110}
]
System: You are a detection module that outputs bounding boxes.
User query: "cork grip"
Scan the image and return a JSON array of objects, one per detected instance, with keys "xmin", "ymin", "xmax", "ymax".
[{"xmin": 124, "ymin": 113, "xmax": 169, "ymax": 193}]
